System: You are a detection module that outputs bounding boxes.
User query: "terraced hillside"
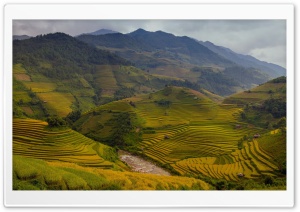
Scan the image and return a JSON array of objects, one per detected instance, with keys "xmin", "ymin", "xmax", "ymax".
[
  {"xmin": 13, "ymin": 118, "xmax": 210, "ymax": 190},
  {"xmin": 223, "ymin": 76, "xmax": 286, "ymax": 105},
  {"xmin": 13, "ymin": 62, "xmax": 198, "ymax": 118},
  {"xmin": 13, "ymin": 155, "xmax": 210, "ymax": 190},
  {"xmin": 171, "ymin": 138, "xmax": 280, "ymax": 181},
  {"xmin": 13, "ymin": 118, "xmax": 118, "ymax": 169},
  {"xmin": 75, "ymin": 84, "xmax": 286, "ymax": 187}
]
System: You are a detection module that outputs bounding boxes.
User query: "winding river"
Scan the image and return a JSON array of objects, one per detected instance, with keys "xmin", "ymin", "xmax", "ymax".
[{"xmin": 118, "ymin": 150, "xmax": 171, "ymax": 176}]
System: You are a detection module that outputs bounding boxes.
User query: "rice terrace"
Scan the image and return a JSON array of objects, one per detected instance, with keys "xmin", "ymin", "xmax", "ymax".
[{"xmin": 12, "ymin": 20, "xmax": 287, "ymax": 190}]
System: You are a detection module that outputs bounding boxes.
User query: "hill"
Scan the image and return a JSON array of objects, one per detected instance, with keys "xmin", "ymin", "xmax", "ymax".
[
  {"xmin": 77, "ymin": 29, "xmax": 276, "ymax": 96},
  {"xmin": 13, "ymin": 118, "xmax": 210, "ymax": 190},
  {"xmin": 13, "ymin": 32, "xmax": 131, "ymax": 79},
  {"xmin": 13, "ymin": 33, "xmax": 203, "ymax": 119},
  {"xmin": 78, "ymin": 28, "xmax": 119, "ymax": 36},
  {"xmin": 13, "ymin": 35, "xmax": 32, "ymax": 40},
  {"xmin": 74, "ymin": 85, "xmax": 286, "ymax": 189},
  {"xmin": 199, "ymin": 41, "xmax": 286, "ymax": 78},
  {"xmin": 223, "ymin": 76, "xmax": 286, "ymax": 129}
]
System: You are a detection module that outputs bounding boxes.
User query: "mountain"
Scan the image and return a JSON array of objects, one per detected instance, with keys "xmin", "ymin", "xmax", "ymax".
[
  {"xmin": 13, "ymin": 32, "xmax": 131, "ymax": 79},
  {"xmin": 12, "ymin": 29, "xmax": 287, "ymax": 190},
  {"xmin": 74, "ymin": 85, "xmax": 286, "ymax": 188},
  {"xmin": 13, "ymin": 35, "xmax": 31, "ymax": 40},
  {"xmin": 78, "ymin": 28, "xmax": 234, "ymax": 66},
  {"xmin": 13, "ymin": 118, "xmax": 210, "ymax": 190},
  {"xmin": 199, "ymin": 41, "xmax": 286, "ymax": 78},
  {"xmin": 77, "ymin": 33, "xmax": 153, "ymax": 50},
  {"xmin": 13, "ymin": 32, "xmax": 203, "ymax": 119},
  {"xmin": 76, "ymin": 29, "xmax": 281, "ymax": 96},
  {"xmin": 77, "ymin": 28, "xmax": 119, "ymax": 36},
  {"xmin": 128, "ymin": 29, "xmax": 235, "ymax": 66},
  {"xmin": 223, "ymin": 76, "xmax": 286, "ymax": 128}
]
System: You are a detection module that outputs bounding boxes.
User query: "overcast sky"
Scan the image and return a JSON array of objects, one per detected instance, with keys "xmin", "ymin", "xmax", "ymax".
[{"xmin": 13, "ymin": 20, "xmax": 286, "ymax": 68}]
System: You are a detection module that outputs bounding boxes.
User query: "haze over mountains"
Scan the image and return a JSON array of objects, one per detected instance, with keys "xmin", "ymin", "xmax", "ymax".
[
  {"xmin": 13, "ymin": 28, "xmax": 286, "ymax": 96},
  {"xmin": 198, "ymin": 41, "xmax": 285, "ymax": 78},
  {"xmin": 75, "ymin": 28, "xmax": 285, "ymax": 95},
  {"xmin": 77, "ymin": 28, "xmax": 119, "ymax": 36}
]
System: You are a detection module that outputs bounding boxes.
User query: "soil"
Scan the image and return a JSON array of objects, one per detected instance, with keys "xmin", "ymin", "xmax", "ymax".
[
  {"xmin": 14, "ymin": 73, "xmax": 31, "ymax": 81},
  {"xmin": 118, "ymin": 150, "xmax": 171, "ymax": 176}
]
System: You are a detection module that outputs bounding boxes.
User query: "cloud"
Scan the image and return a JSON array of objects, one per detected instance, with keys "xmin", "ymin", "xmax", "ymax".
[{"xmin": 13, "ymin": 20, "xmax": 286, "ymax": 68}]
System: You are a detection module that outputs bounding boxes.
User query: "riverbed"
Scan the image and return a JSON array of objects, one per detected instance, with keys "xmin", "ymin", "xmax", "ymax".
[{"xmin": 118, "ymin": 150, "xmax": 171, "ymax": 176}]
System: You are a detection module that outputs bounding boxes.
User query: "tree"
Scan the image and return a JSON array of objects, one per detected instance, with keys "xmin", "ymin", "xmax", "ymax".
[
  {"xmin": 66, "ymin": 110, "xmax": 81, "ymax": 123},
  {"xmin": 46, "ymin": 116, "xmax": 67, "ymax": 127}
]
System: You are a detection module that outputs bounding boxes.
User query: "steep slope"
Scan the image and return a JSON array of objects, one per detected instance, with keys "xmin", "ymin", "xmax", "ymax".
[
  {"xmin": 13, "ymin": 33, "xmax": 199, "ymax": 118},
  {"xmin": 74, "ymin": 84, "xmax": 286, "ymax": 189},
  {"xmin": 199, "ymin": 41, "xmax": 286, "ymax": 78},
  {"xmin": 128, "ymin": 29, "xmax": 233, "ymax": 66},
  {"xmin": 223, "ymin": 76, "xmax": 286, "ymax": 128},
  {"xmin": 78, "ymin": 33, "xmax": 153, "ymax": 51},
  {"xmin": 13, "ymin": 32, "xmax": 131, "ymax": 79},
  {"xmin": 77, "ymin": 29, "xmax": 276, "ymax": 96},
  {"xmin": 13, "ymin": 155, "xmax": 210, "ymax": 190},
  {"xmin": 13, "ymin": 118, "xmax": 210, "ymax": 190}
]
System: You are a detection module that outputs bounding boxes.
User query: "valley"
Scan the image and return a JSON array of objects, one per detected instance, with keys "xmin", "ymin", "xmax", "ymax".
[{"xmin": 12, "ymin": 28, "xmax": 287, "ymax": 190}]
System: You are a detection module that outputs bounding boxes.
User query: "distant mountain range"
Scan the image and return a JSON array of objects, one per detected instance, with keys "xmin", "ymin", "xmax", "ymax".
[
  {"xmin": 76, "ymin": 29, "xmax": 119, "ymax": 37},
  {"xmin": 13, "ymin": 29, "xmax": 286, "ymax": 96},
  {"xmin": 78, "ymin": 28, "xmax": 234, "ymax": 67},
  {"xmin": 75, "ymin": 28, "xmax": 285, "ymax": 95},
  {"xmin": 77, "ymin": 28, "xmax": 285, "ymax": 78},
  {"xmin": 13, "ymin": 35, "xmax": 32, "ymax": 40},
  {"xmin": 198, "ymin": 41, "xmax": 285, "ymax": 78}
]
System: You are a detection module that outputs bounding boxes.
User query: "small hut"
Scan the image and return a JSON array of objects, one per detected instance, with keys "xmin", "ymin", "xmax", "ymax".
[
  {"xmin": 253, "ymin": 134, "xmax": 261, "ymax": 138},
  {"xmin": 235, "ymin": 124, "xmax": 241, "ymax": 129},
  {"xmin": 237, "ymin": 173, "xmax": 244, "ymax": 178}
]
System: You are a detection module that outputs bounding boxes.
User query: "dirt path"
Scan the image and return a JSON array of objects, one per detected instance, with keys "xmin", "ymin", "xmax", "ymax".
[{"xmin": 118, "ymin": 150, "xmax": 171, "ymax": 176}]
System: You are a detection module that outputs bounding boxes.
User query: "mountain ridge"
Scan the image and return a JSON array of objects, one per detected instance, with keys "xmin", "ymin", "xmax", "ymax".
[{"xmin": 199, "ymin": 40, "xmax": 285, "ymax": 78}]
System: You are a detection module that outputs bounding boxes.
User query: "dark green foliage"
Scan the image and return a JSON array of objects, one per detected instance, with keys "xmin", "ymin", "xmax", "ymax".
[
  {"xmin": 270, "ymin": 76, "xmax": 286, "ymax": 83},
  {"xmin": 129, "ymin": 101, "xmax": 136, "ymax": 108},
  {"xmin": 114, "ymin": 87, "xmax": 135, "ymax": 100},
  {"xmin": 263, "ymin": 98, "xmax": 286, "ymax": 118},
  {"xmin": 196, "ymin": 68, "xmax": 239, "ymax": 96},
  {"xmin": 154, "ymin": 99, "xmax": 172, "ymax": 107},
  {"xmin": 13, "ymin": 33, "xmax": 131, "ymax": 79},
  {"xmin": 104, "ymin": 112, "xmax": 142, "ymax": 148},
  {"xmin": 264, "ymin": 176, "xmax": 274, "ymax": 185},
  {"xmin": 163, "ymin": 86, "xmax": 172, "ymax": 96},
  {"xmin": 65, "ymin": 110, "xmax": 82, "ymax": 124},
  {"xmin": 215, "ymin": 180, "xmax": 228, "ymax": 190},
  {"xmin": 46, "ymin": 116, "xmax": 67, "ymax": 127}
]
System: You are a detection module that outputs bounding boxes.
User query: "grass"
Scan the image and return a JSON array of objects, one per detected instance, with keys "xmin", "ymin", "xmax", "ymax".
[
  {"xmin": 23, "ymin": 82, "xmax": 57, "ymax": 93},
  {"xmin": 13, "ymin": 63, "xmax": 27, "ymax": 74},
  {"xmin": 76, "ymin": 86, "xmax": 281, "ymax": 184},
  {"xmin": 223, "ymin": 81, "xmax": 286, "ymax": 105},
  {"xmin": 14, "ymin": 74, "xmax": 31, "ymax": 81},
  {"xmin": 170, "ymin": 136, "xmax": 280, "ymax": 182},
  {"xmin": 13, "ymin": 118, "xmax": 117, "ymax": 169},
  {"xmin": 36, "ymin": 92, "xmax": 74, "ymax": 116},
  {"xmin": 13, "ymin": 155, "xmax": 210, "ymax": 190}
]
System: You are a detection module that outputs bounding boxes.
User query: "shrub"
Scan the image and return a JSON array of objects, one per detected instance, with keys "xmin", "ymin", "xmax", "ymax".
[{"xmin": 46, "ymin": 116, "xmax": 67, "ymax": 127}]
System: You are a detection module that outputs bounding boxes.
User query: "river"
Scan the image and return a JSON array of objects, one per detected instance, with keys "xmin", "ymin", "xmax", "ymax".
[{"xmin": 118, "ymin": 150, "xmax": 171, "ymax": 176}]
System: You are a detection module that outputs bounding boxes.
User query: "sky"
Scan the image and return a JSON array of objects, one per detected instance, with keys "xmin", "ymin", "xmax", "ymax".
[{"xmin": 13, "ymin": 20, "xmax": 286, "ymax": 68}]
